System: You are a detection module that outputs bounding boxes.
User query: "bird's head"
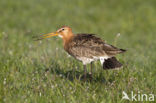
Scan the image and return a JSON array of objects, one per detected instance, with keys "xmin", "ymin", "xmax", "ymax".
[{"xmin": 35, "ymin": 26, "xmax": 73, "ymax": 41}]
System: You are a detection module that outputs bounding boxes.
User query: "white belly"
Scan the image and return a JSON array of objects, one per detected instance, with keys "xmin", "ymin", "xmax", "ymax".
[
  {"xmin": 76, "ymin": 57, "xmax": 94, "ymax": 65},
  {"xmin": 76, "ymin": 56, "xmax": 110, "ymax": 65}
]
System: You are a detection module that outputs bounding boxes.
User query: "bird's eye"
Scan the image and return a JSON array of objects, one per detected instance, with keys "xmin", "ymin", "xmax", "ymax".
[{"xmin": 62, "ymin": 28, "xmax": 64, "ymax": 31}]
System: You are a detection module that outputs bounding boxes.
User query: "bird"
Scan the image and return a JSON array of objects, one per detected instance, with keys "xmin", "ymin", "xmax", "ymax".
[{"xmin": 34, "ymin": 26, "xmax": 126, "ymax": 79}]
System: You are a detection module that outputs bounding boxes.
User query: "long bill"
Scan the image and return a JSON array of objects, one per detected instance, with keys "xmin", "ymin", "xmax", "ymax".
[{"xmin": 33, "ymin": 32, "xmax": 59, "ymax": 41}]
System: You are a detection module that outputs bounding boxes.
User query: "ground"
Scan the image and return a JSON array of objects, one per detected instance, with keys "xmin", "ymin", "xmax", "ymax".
[{"xmin": 0, "ymin": 0, "xmax": 156, "ymax": 103}]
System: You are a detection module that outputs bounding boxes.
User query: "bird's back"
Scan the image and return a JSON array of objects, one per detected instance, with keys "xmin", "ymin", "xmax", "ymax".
[{"xmin": 66, "ymin": 34, "xmax": 125, "ymax": 59}]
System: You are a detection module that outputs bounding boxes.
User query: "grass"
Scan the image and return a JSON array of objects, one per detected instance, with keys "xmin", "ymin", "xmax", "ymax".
[{"xmin": 0, "ymin": 0, "xmax": 156, "ymax": 102}]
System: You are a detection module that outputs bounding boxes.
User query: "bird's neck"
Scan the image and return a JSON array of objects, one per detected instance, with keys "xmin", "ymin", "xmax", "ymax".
[{"xmin": 63, "ymin": 32, "xmax": 74, "ymax": 51}]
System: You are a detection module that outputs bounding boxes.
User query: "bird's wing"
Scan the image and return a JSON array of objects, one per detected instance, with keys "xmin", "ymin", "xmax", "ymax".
[
  {"xmin": 67, "ymin": 45, "xmax": 105, "ymax": 58},
  {"xmin": 102, "ymin": 43, "xmax": 126, "ymax": 55},
  {"xmin": 67, "ymin": 34, "xmax": 125, "ymax": 58},
  {"xmin": 72, "ymin": 34, "xmax": 105, "ymax": 47}
]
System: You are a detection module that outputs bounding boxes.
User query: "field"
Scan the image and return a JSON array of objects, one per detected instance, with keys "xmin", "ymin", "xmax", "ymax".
[{"xmin": 0, "ymin": 0, "xmax": 156, "ymax": 103}]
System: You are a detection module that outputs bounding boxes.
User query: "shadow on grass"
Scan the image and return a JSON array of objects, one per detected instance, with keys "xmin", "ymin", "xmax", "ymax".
[{"xmin": 41, "ymin": 60, "xmax": 108, "ymax": 83}]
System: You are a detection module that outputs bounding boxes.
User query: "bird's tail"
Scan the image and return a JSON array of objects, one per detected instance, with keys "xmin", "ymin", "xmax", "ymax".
[
  {"xmin": 119, "ymin": 49, "xmax": 126, "ymax": 53},
  {"xmin": 103, "ymin": 57, "xmax": 123, "ymax": 70}
]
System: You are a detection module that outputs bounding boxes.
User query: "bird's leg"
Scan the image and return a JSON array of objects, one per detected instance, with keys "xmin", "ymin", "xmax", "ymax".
[
  {"xmin": 83, "ymin": 65, "xmax": 87, "ymax": 80},
  {"xmin": 90, "ymin": 62, "xmax": 93, "ymax": 77},
  {"xmin": 72, "ymin": 63, "xmax": 75, "ymax": 78}
]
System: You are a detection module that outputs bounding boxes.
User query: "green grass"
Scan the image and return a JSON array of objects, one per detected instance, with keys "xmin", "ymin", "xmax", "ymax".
[{"xmin": 0, "ymin": 0, "xmax": 156, "ymax": 102}]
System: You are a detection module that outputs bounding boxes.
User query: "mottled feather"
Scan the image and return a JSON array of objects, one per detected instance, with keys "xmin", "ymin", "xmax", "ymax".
[{"xmin": 65, "ymin": 34, "xmax": 126, "ymax": 59}]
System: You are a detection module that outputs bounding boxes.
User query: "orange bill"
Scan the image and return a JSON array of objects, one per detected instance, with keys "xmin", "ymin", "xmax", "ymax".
[{"xmin": 33, "ymin": 32, "xmax": 59, "ymax": 41}]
